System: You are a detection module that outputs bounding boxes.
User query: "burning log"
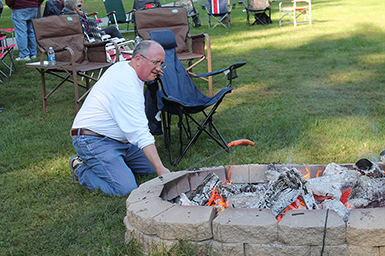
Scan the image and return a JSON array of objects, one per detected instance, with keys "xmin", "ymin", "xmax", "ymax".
[
  {"xmin": 177, "ymin": 193, "xmax": 194, "ymax": 206},
  {"xmin": 188, "ymin": 172, "xmax": 222, "ymax": 206},
  {"xmin": 257, "ymin": 167, "xmax": 318, "ymax": 218},
  {"xmin": 347, "ymin": 175, "xmax": 385, "ymax": 208},
  {"xmin": 307, "ymin": 163, "xmax": 360, "ymax": 201},
  {"xmin": 323, "ymin": 199, "xmax": 350, "ymax": 222},
  {"xmin": 354, "ymin": 158, "xmax": 384, "ymax": 178},
  {"xmin": 223, "ymin": 184, "xmax": 268, "ymax": 208}
]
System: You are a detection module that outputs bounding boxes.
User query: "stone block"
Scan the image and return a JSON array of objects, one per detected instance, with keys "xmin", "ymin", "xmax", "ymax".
[
  {"xmin": 309, "ymin": 244, "xmax": 348, "ymax": 256},
  {"xmin": 126, "ymin": 182, "xmax": 164, "ymax": 208},
  {"xmin": 213, "ymin": 208, "xmax": 277, "ymax": 244},
  {"xmin": 347, "ymin": 245, "xmax": 380, "ymax": 256},
  {"xmin": 126, "ymin": 171, "xmax": 187, "ymax": 207},
  {"xmin": 226, "ymin": 164, "xmax": 249, "ymax": 184},
  {"xmin": 154, "ymin": 205, "xmax": 215, "ymax": 241},
  {"xmin": 278, "ymin": 209, "xmax": 346, "ymax": 246},
  {"xmin": 139, "ymin": 170, "xmax": 188, "ymax": 188},
  {"xmin": 160, "ymin": 174, "xmax": 191, "ymax": 201},
  {"xmin": 245, "ymin": 243, "xmax": 311, "ymax": 256},
  {"xmin": 249, "ymin": 164, "xmax": 268, "ymax": 183},
  {"xmin": 188, "ymin": 166, "xmax": 226, "ymax": 190},
  {"xmin": 123, "ymin": 215, "xmax": 137, "ymax": 242},
  {"xmin": 126, "ymin": 197, "xmax": 174, "ymax": 235},
  {"xmin": 124, "ymin": 219, "xmax": 177, "ymax": 254},
  {"xmin": 380, "ymin": 246, "xmax": 385, "ymax": 256},
  {"xmin": 347, "ymin": 208, "xmax": 385, "ymax": 247},
  {"xmin": 210, "ymin": 240, "xmax": 244, "ymax": 256}
]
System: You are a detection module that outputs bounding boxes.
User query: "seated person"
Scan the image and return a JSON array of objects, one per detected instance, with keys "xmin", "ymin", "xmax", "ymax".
[{"xmin": 62, "ymin": 0, "xmax": 124, "ymax": 41}]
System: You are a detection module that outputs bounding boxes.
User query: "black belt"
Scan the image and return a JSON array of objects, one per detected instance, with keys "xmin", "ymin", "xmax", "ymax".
[{"xmin": 71, "ymin": 128, "xmax": 104, "ymax": 138}]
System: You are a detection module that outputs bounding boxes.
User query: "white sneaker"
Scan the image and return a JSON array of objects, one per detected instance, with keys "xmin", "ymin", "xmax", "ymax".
[
  {"xmin": 15, "ymin": 56, "xmax": 30, "ymax": 61},
  {"xmin": 30, "ymin": 55, "xmax": 37, "ymax": 59}
]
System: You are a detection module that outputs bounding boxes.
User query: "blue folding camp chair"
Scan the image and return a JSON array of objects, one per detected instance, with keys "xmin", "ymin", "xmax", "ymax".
[
  {"xmin": 147, "ymin": 30, "xmax": 246, "ymax": 165},
  {"xmin": 201, "ymin": 0, "xmax": 236, "ymax": 29}
]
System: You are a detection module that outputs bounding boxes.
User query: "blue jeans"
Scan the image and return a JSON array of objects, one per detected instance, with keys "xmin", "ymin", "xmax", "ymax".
[
  {"xmin": 11, "ymin": 7, "xmax": 38, "ymax": 58},
  {"xmin": 72, "ymin": 134, "xmax": 156, "ymax": 196}
]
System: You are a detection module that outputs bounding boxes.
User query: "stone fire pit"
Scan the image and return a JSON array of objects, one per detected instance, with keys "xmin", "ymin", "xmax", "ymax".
[{"xmin": 124, "ymin": 164, "xmax": 385, "ymax": 255}]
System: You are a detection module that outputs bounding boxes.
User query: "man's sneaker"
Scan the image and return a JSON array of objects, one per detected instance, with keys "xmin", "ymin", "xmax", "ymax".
[
  {"xmin": 15, "ymin": 56, "xmax": 30, "ymax": 61},
  {"xmin": 69, "ymin": 154, "xmax": 83, "ymax": 183},
  {"xmin": 30, "ymin": 55, "xmax": 37, "ymax": 59}
]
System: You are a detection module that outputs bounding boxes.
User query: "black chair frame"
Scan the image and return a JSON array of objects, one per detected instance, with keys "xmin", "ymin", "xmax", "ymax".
[{"xmin": 157, "ymin": 62, "xmax": 246, "ymax": 166}]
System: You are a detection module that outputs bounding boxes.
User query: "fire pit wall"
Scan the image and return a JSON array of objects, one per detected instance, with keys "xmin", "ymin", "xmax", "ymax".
[{"xmin": 124, "ymin": 164, "xmax": 385, "ymax": 256}]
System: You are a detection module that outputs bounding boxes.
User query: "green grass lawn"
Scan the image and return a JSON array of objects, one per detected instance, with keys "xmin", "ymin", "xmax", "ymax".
[{"xmin": 1, "ymin": 0, "xmax": 385, "ymax": 255}]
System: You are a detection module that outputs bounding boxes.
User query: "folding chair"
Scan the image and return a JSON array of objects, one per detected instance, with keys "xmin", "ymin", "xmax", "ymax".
[
  {"xmin": 149, "ymin": 30, "xmax": 246, "ymax": 166},
  {"xmin": 172, "ymin": 0, "xmax": 201, "ymax": 27},
  {"xmin": 0, "ymin": 33, "xmax": 16, "ymax": 77},
  {"xmin": 26, "ymin": 15, "xmax": 114, "ymax": 113},
  {"xmin": 279, "ymin": 0, "xmax": 311, "ymax": 27},
  {"xmin": 241, "ymin": 0, "xmax": 272, "ymax": 26},
  {"xmin": 201, "ymin": 0, "xmax": 236, "ymax": 29},
  {"xmin": 134, "ymin": 7, "xmax": 214, "ymax": 96},
  {"xmin": 85, "ymin": 18, "xmax": 134, "ymax": 62},
  {"xmin": 103, "ymin": 0, "xmax": 135, "ymax": 33},
  {"xmin": 0, "ymin": 28, "xmax": 16, "ymax": 46},
  {"xmin": 105, "ymin": 38, "xmax": 135, "ymax": 62}
]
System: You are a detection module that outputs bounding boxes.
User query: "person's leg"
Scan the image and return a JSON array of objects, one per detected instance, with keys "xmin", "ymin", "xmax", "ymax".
[
  {"xmin": 12, "ymin": 7, "xmax": 37, "ymax": 59},
  {"xmin": 72, "ymin": 135, "xmax": 142, "ymax": 196},
  {"xmin": 124, "ymin": 143, "xmax": 156, "ymax": 176},
  {"xmin": 101, "ymin": 26, "xmax": 123, "ymax": 39},
  {"xmin": 11, "ymin": 9, "xmax": 29, "ymax": 58},
  {"xmin": 25, "ymin": 8, "xmax": 38, "ymax": 57}
]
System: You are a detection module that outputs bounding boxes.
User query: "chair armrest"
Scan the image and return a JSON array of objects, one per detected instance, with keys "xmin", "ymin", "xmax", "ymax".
[
  {"xmin": 63, "ymin": 46, "xmax": 77, "ymax": 66},
  {"xmin": 188, "ymin": 33, "xmax": 210, "ymax": 56},
  {"xmin": 126, "ymin": 9, "xmax": 135, "ymax": 14},
  {"xmin": 238, "ymin": 0, "xmax": 246, "ymax": 8},
  {"xmin": 84, "ymin": 41, "xmax": 107, "ymax": 48},
  {"xmin": 193, "ymin": 61, "xmax": 246, "ymax": 78},
  {"xmin": 87, "ymin": 11, "xmax": 98, "ymax": 16},
  {"xmin": 106, "ymin": 11, "xmax": 116, "ymax": 17},
  {"xmin": 201, "ymin": 3, "xmax": 209, "ymax": 10}
]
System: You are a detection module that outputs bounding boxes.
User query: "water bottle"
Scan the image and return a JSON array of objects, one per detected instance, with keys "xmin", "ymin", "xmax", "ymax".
[
  {"xmin": 48, "ymin": 47, "xmax": 56, "ymax": 66},
  {"xmin": 135, "ymin": 36, "xmax": 141, "ymax": 47}
]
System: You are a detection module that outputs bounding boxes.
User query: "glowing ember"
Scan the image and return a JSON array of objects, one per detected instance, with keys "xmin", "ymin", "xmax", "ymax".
[{"xmin": 207, "ymin": 187, "xmax": 229, "ymax": 214}]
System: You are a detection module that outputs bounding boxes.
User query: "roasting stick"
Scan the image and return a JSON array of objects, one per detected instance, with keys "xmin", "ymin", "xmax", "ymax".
[{"xmin": 187, "ymin": 139, "xmax": 255, "ymax": 170}]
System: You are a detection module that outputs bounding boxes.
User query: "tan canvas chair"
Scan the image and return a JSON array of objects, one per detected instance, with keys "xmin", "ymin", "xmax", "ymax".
[
  {"xmin": 134, "ymin": 7, "xmax": 214, "ymax": 96},
  {"xmin": 240, "ymin": 0, "xmax": 272, "ymax": 26},
  {"xmin": 26, "ymin": 15, "xmax": 114, "ymax": 113}
]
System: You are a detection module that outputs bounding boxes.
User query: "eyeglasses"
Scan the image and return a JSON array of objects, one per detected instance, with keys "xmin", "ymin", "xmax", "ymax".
[
  {"xmin": 140, "ymin": 54, "xmax": 166, "ymax": 69},
  {"xmin": 77, "ymin": 3, "xmax": 82, "ymax": 7}
]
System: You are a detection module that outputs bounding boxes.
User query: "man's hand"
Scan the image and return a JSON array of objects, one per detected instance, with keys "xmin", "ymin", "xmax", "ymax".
[
  {"xmin": 142, "ymin": 144, "xmax": 170, "ymax": 176},
  {"xmin": 156, "ymin": 166, "xmax": 170, "ymax": 176}
]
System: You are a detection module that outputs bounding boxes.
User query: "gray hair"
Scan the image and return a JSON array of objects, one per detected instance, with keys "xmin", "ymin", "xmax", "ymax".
[
  {"xmin": 64, "ymin": 0, "xmax": 78, "ymax": 10},
  {"xmin": 132, "ymin": 40, "xmax": 162, "ymax": 58}
]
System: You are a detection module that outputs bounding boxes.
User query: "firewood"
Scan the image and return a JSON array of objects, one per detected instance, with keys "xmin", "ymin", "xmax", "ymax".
[
  {"xmin": 189, "ymin": 172, "xmax": 221, "ymax": 206},
  {"xmin": 354, "ymin": 158, "xmax": 384, "ymax": 178},
  {"xmin": 347, "ymin": 175, "xmax": 385, "ymax": 208},
  {"xmin": 257, "ymin": 168, "xmax": 304, "ymax": 217},
  {"xmin": 258, "ymin": 168, "xmax": 318, "ymax": 217}
]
